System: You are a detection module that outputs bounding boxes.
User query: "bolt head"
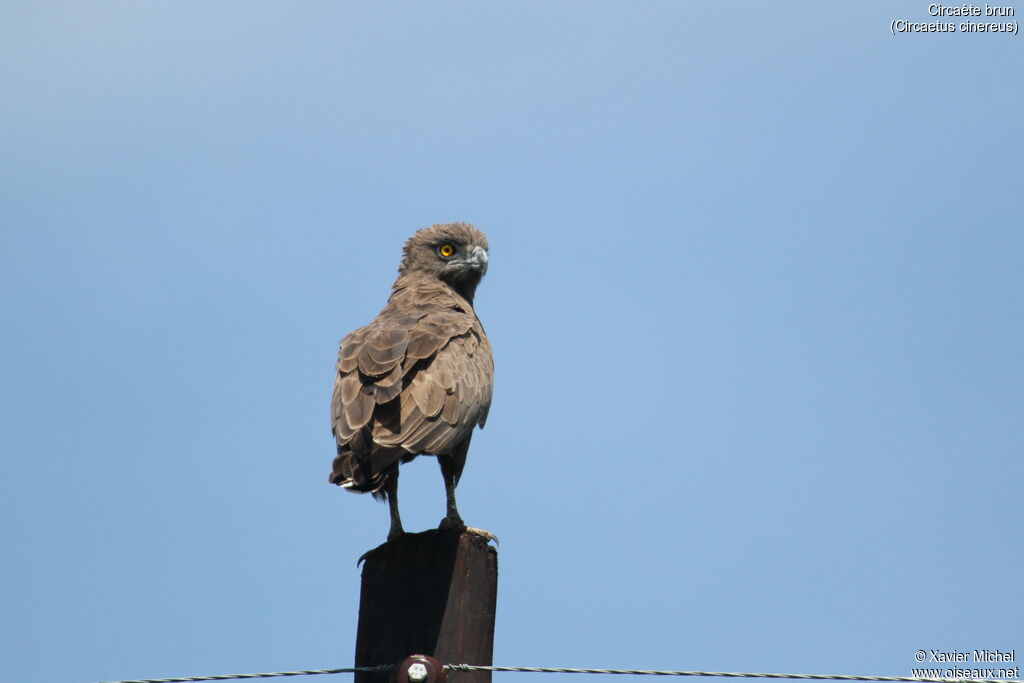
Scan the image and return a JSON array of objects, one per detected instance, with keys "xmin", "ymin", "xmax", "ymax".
[{"xmin": 408, "ymin": 662, "xmax": 429, "ymax": 683}]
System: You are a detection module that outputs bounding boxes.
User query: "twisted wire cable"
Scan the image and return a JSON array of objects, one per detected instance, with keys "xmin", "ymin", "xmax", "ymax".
[
  {"xmin": 95, "ymin": 665, "xmax": 392, "ymax": 683},
  {"xmin": 445, "ymin": 665, "xmax": 1023, "ymax": 683},
  {"xmin": 94, "ymin": 664, "xmax": 1024, "ymax": 683}
]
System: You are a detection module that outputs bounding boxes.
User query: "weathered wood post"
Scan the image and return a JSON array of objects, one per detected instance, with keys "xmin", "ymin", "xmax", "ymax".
[{"xmin": 354, "ymin": 530, "xmax": 498, "ymax": 683}]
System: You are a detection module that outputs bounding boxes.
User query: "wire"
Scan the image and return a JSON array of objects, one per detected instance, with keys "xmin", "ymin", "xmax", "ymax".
[
  {"xmin": 94, "ymin": 665, "xmax": 1024, "ymax": 683},
  {"xmin": 94, "ymin": 665, "xmax": 392, "ymax": 683},
  {"xmin": 446, "ymin": 665, "xmax": 1024, "ymax": 683}
]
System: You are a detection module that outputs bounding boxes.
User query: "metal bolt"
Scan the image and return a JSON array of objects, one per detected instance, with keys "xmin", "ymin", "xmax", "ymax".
[{"xmin": 407, "ymin": 662, "xmax": 429, "ymax": 683}]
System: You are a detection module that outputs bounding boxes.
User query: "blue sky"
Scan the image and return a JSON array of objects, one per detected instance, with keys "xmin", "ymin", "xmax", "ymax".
[{"xmin": 1, "ymin": 3, "xmax": 1021, "ymax": 683}]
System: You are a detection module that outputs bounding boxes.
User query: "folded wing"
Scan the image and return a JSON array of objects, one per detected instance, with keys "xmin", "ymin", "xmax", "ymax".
[{"xmin": 330, "ymin": 306, "xmax": 493, "ymax": 491}]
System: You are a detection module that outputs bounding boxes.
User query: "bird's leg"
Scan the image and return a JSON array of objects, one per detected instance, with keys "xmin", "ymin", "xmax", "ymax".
[
  {"xmin": 437, "ymin": 455, "xmax": 498, "ymax": 544},
  {"xmin": 437, "ymin": 455, "xmax": 465, "ymax": 531},
  {"xmin": 384, "ymin": 468, "xmax": 405, "ymax": 542}
]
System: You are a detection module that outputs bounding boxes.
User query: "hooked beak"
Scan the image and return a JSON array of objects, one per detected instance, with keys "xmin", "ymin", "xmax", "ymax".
[{"xmin": 465, "ymin": 246, "xmax": 488, "ymax": 275}]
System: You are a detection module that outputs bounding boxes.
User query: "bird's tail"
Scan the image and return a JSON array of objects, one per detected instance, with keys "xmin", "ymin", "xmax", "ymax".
[
  {"xmin": 329, "ymin": 454, "xmax": 391, "ymax": 498},
  {"xmin": 329, "ymin": 427, "xmax": 402, "ymax": 500}
]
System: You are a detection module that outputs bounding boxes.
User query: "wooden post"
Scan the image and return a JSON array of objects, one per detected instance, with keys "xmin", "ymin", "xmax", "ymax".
[{"xmin": 354, "ymin": 530, "xmax": 498, "ymax": 683}]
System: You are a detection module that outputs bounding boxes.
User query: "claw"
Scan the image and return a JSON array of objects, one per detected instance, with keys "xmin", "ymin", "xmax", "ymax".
[
  {"xmin": 437, "ymin": 517, "xmax": 498, "ymax": 545},
  {"xmin": 357, "ymin": 529, "xmax": 405, "ymax": 565},
  {"xmin": 464, "ymin": 526, "xmax": 499, "ymax": 546}
]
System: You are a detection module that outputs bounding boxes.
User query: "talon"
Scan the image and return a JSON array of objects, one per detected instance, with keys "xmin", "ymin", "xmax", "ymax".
[{"xmin": 464, "ymin": 526, "xmax": 499, "ymax": 546}]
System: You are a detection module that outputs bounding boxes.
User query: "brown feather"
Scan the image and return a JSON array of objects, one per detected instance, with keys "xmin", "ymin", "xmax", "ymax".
[
  {"xmin": 343, "ymin": 387, "xmax": 375, "ymax": 429},
  {"xmin": 373, "ymin": 363, "xmax": 404, "ymax": 404},
  {"xmin": 410, "ymin": 370, "xmax": 447, "ymax": 418},
  {"xmin": 405, "ymin": 331, "xmax": 443, "ymax": 362},
  {"xmin": 441, "ymin": 391, "xmax": 460, "ymax": 425}
]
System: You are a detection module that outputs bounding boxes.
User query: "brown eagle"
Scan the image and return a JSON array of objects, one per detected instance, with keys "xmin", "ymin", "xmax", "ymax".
[{"xmin": 330, "ymin": 222, "xmax": 494, "ymax": 541}]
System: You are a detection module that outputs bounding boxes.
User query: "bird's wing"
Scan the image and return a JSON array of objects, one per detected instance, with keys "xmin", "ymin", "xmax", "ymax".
[
  {"xmin": 331, "ymin": 307, "xmax": 493, "ymax": 458},
  {"xmin": 332, "ymin": 311, "xmax": 417, "ymax": 445},
  {"xmin": 374, "ymin": 326, "xmax": 493, "ymax": 454}
]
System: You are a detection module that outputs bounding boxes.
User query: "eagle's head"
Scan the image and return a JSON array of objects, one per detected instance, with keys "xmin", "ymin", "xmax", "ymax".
[{"xmin": 399, "ymin": 222, "xmax": 489, "ymax": 302}]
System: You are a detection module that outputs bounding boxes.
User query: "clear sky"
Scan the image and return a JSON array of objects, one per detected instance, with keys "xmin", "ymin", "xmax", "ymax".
[{"xmin": 1, "ymin": 3, "xmax": 1021, "ymax": 683}]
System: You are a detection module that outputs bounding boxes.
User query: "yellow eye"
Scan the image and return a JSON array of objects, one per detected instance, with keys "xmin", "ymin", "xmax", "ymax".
[{"xmin": 438, "ymin": 244, "xmax": 455, "ymax": 258}]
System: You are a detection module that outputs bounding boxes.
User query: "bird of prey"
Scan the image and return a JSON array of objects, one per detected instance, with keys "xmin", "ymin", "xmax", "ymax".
[{"xmin": 330, "ymin": 222, "xmax": 494, "ymax": 541}]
